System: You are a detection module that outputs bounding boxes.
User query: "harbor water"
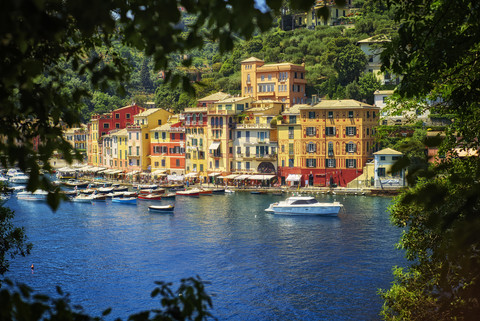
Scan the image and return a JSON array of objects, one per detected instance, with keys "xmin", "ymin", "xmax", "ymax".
[{"xmin": 4, "ymin": 191, "xmax": 404, "ymax": 320}]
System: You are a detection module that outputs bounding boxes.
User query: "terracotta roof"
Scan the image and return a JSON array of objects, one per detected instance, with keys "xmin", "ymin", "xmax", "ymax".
[
  {"xmin": 283, "ymin": 104, "xmax": 307, "ymax": 115},
  {"xmin": 373, "ymin": 148, "xmax": 403, "ymax": 155},
  {"xmin": 135, "ymin": 108, "xmax": 160, "ymax": 117},
  {"xmin": 217, "ymin": 96, "xmax": 252, "ymax": 104},
  {"xmin": 305, "ymin": 99, "xmax": 378, "ymax": 109},
  {"xmin": 198, "ymin": 91, "xmax": 231, "ymax": 102}
]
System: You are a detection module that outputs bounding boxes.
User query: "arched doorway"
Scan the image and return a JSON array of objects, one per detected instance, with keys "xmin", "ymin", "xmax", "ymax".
[{"xmin": 257, "ymin": 162, "xmax": 275, "ymax": 174}]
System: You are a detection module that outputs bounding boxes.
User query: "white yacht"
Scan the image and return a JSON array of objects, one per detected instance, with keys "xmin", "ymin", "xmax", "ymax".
[{"xmin": 265, "ymin": 196, "xmax": 342, "ymax": 216}]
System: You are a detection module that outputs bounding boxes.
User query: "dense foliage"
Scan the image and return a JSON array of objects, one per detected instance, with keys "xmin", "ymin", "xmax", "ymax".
[{"xmin": 380, "ymin": 0, "xmax": 480, "ymax": 319}]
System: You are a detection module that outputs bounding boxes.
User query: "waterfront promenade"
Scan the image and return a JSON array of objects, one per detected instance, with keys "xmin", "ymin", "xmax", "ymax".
[{"xmin": 49, "ymin": 159, "xmax": 402, "ymax": 196}]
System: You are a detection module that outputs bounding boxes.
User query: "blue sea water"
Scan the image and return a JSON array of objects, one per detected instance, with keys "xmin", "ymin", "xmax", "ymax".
[{"xmin": 4, "ymin": 192, "xmax": 404, "ymax": 320}]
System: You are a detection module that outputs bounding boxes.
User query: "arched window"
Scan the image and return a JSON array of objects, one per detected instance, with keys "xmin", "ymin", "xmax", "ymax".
[
  {"xmin": 307, "ymin": 142, "xmax": 316, "ymax": 153},
  {"xmin": 328, "ymin": 142, "xmax": 334, "ymax": 157},
  {"xmin": 215, "ymin": 117, "xmax": 219, "ymax": 127}
]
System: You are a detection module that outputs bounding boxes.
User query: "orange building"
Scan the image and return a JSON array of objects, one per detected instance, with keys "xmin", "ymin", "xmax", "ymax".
[
  {"xmin": 240, "ymin": 57, "xmax": 307, "ymax": 108},
  {"xmin": 277, "ymin": 99, "xmax": 380, "ymax": 187}
]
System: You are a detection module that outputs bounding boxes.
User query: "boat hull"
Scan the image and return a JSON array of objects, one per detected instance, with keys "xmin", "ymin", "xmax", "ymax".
[
  {"xmin": 148, "ymin": 205, "xmax": 174, "ymax": 213},
  {"xmin": 266, "ymin": 205, "xmax": 341, "ymax": 216}
]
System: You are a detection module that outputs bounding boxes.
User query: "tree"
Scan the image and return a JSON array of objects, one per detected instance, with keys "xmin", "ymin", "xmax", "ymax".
[
  {"xmin": 380, "ymin": 1, "xmax": 480, "ymax": 319},
  {"xmin": 334, "ymin": 43, "xmax": 367, "ymax": 86},
  {"xmin": 0, "ymin": 206, "xmax": 32, "ymax": 279}
]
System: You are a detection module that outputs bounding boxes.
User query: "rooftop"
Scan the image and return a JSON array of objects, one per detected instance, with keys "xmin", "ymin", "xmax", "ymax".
[
  {"xmin": 302, "ymin": 99, "xmax": 378, "ymax": 110},
  {"xmin": 373, "ymin": 148, "xmax": 403, "ymax": 155},
  {"xmin": 198, "ymin": 91, "xmax": 231, "ymax": 102}
]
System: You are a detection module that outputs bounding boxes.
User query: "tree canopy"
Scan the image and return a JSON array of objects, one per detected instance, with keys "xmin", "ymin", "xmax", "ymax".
[{"xmin": 380, "ymin": 1, "xmax": 480, "ymax": 319}]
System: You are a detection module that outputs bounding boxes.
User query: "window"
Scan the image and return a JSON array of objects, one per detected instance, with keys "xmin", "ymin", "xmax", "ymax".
[
  {"xmin": 236, "ymin": 147, "xmax": 241, "ymax": 154},
  {"xmin": 348, "ymin": 111, "xmax": 354, "ymax": 118},
  {"xmin": 289, "ymin": 143, "xmax": 294, "ymax": 155},
  {"xmin": 289, "ymin": 158, "xmax": 294, "ymax": 167},
  {"xmin": 281, "ymin": 145, "xmax": 285, "ymax": 153},
  {"xmin": 373, "ymin": 111, "xmax": 376, "ymax": 118},
  {"xmin": 325, "ymin": 127, "xmax": 336, "ymax": 136},
  {"xmin": 290, "ymin": 115, "xmax": 296, "ymax": 124},
  {"xmin": 380, "ymin": 156, "xmax": 386, "ymax": 161},
  {"xmin": 116, "ymin": 123, "xmax": 120, "ymax": 128},
  {"xmin": 154, "ymin": 161, "xmax": 159, "ymax": 167},
  {"xmin": 288, "ymin": 126, "xmax": 294, "ymax": 139},
  {"xmin": 136, "ymin": 146, "xmax": 140, "ymax": 155},
  {"xmin": 346, "ymin": 159, "xmax": 357, "ymax": 168},
  {"xmin": 326, "ymin": 159, "xmax": 336, "ymax": 168},
  {"xmin": 115, "ymin": 113, "xmax": 119, "ymax": 119},
  {"xmin": 378, "ymin": 167, "xmax": 386, "ymax": 177},
  {"xmin": 346, "ymin": 127, "xmax": 356, "ymax": 136},
  {"xmin": 366, "ymin": 128, "xmax": 369, "ymax": 136},
  {"xmin": 346, "ymin": 143, "xmax": 357, "ymax": 153},
  {"xmin": 145, "ymin": 133, "xmax": 148, "ymax": 139},
  {"xmin": 103, "ymin": 123, "xmax": 109, "ymax": 129},
  {"xmin": 261, "ymin": 75, "xmax": 265, "ymax": 81},
  {"xmin": 176, "ymin": 159, "xmax": 180, "ymax": 167},
  {"xmin": 246, "ymin": 162, "xmax": 250, "ymax": 170},
  {"xmin": 328, "ymin": 111, "xmax": 334, "ymax": 118},
  {"xmin": 162, "ymin": 132, "xmax": 166, "ymax": 140},
  {"xmin": 245, "ymin": 131, "xmax": 250, "ymax": 141},
  {"xmin": 306, "ymin": 127, "xmax": 316, "ymax": 136},
  {"xmin": 136, "ymin": 132, "xmax": 139, "ymax": 140},
  {"xmin": 237, "ymin": 131, "xmax": 241, "ymax": 138},
  {"xmin": 155, "ymin": 132, "xmax": 159, "ymax": 139},
  {"xmin": 307, "ymin": 142, "xmax": 316, "ymax": 153},
  {"xmin": 268, "ymin": 74, "xmax": 272, "ymax": 81},
  {"xmin": 367, "ymin": 111, "xmax": 370, "ymax": 118},
  {"xmin": 161, "ymin": 159, "xmax": 166, "ymax": 167},
  {"xmin": 308, "ymin": 111, "xmax": 316, "ymax": 119},
  {"xmin": 306, "ymin": 159, "xmax": 316, "ymax": 168},
  {"xmin": 129, "ymin": 146, "xmax": 132, "ymax": 156},
  {"xmin": 245, "ymin": 147, "xmax": 250, "ymax": 157},
  {"xmin": 328, "ymin": 142, "xmax": 334, "ymax": 156},
  {"xmin": 237, "ymin": 162, "xmax": 241, "ymax": 170}
]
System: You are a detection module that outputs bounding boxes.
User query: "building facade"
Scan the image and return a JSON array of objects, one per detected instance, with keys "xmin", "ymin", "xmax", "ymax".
[
  {"xmin": 240, "ymin": 57, "xmax": 307, "ymax": 108},
  {"xmin": 278, "ymin": 99, "xmax": 380, "ymax": 187},
  {"xmin": 149, "ymin": 119, "xmax": 185, "ymax": 175}
]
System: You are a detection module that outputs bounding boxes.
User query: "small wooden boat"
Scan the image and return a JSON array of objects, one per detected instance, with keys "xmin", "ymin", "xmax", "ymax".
[
  {"xmin": 112, "ymin": 197, "xmax": 137, "ymax": 204},
  {"xmin": 137, "ymin": 184, "xmax": 158, "ymax": 190},
  {"xmin": 138, "ymin": 194, "xmax": 162, "ymax": 201},
  {"xmin": 176, "ymin": 189, "xmax": 199, "ymax": 196},
  {"xmin": 79, "ymin": 188, "xmax": 96, "ymax": 194},
  {"xmin": 63, "ymin": 180, "xmax": 89, "ymax": 189},
  {"xmin": 91, "ymin": 194, "xmax": 107, "ymax": 201},
  {"xmin": 122, "ymin": 192, "xmax": 138, "ymax": 198},
  {"xmin": 139, "ymin": 188, "xmax": 165, "ymax": 195},
  {"xmin": 148, "ymin": 205, "xmax": 174, "ymax": 213},
  {"xmin": 112, "ymin": 186, "xmax": 129, "ymax": 192},
  {"xmin": 97, "ymin": 187, "xmax": 114, "ymax": 194},
  {"xmin": 251, "ymin": 190, "xmax": 267, "ymax": 194}
]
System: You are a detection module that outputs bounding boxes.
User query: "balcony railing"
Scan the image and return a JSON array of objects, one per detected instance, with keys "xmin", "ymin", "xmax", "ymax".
[{"xmin": 236, "ymin": 123, "xmax": 270, "ymax": 129}]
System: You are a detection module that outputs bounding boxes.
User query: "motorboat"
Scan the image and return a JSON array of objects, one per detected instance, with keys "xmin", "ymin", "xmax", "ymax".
[
  {"xmin": 225, "ymin": 189, "xmax": 235, "ymax": 194},
  {"xmin": 148, "ymin": 205, "xmax": 174, "ymax": 213},
  {"xmin": 176, "ymin": 189, "xmax": 200, "ymax": 196},
  {"xmin": 139, "ymin": 188, "xmax": 165, "ymax": 195},
  {"xmin": 212, "ymin": 188, "xmax": 225, "ymax": 194},
  {"xmin": 63, "ymin": 180, "xmax": 89, "ymax": 189},
  {"xmin": 112, "ymin": 197, "xmax": 137, "ymax": 204},
  {"xmin": 9, "ymin": 172, "xmax": 29, "ymax": 184},
  {"xmin": 71, "ymin": 194, "xmax": 94, "ymax": 203},
  {"xmin": 112, "ymin": 186, "xmax": 129, "ymax": 192},
  {"xmin": 97, "ymin": 187, "xmax": 114, "ymax": 194},
  {"xmin": 16, "ymin": 190, "xmax": 48, "ymax": 201},
  {"xmin": 161, "ymin": 193, "xmax": 176, "ymax": 199},
  {"xmin": 91, "ymin": 194, "xmax": 107, "ymax": 201},
  {"xmin": 265, "ymin": 196, "xmax": 342, "ymax": 216},
  {"xmin": 138, "ymin": 194, "xmax": 162, "ymax": 201},
  {"xmin": 137, "ymin": 184, "xmax": 158, "ymax": 190},
  {"xmin": 197, "ymin": 188, "xmax": 212, "ymax": 195}
]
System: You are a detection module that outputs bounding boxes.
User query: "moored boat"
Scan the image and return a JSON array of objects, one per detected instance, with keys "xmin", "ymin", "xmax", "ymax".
[
  {"xmin": 212, "ymin": 188, "xmax": 225, "ymax": 194},
  {"xmin": 148, "ymin": 205, "xmax": 174, "ymax": 213},
  {"xmin": 71, "ymin": 194, "xmax": 94, "ymax": 203},
  {"xmin": 112, "ymin": 197, "xmax": 137, "ymax": 204},
  {"xmin": 16, "ymin": 190, "xmax": 48, "ymax": 201},
  {"xmin": 176, "ymin": 189, "xmax": 200, "ymax": 196},
  {"xmin": 161, "ymin": 193, "xmax": 176, "ymax": 199},
  {"xmin": 138, "ymin": 194, "xmax": 162, "ymax": 201},
  {"xmin": 265, "ymin": 196, "xmax": 342, "ymax": 216}
]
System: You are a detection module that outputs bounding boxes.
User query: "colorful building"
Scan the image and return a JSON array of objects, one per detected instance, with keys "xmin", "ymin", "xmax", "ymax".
[
  {"xmin": 87, "ymin": 104, "xmax": 144, "ymax": 166},
  {"xmin": 278, "ymin": 99, "xmax": 380, "ymax": 187},
  {"xmin": 126, "ymin": 108, "xmax": 173, "ymax": 172},
  {"xmin": 149, "ymin": 117, "xmax": 185, "ymax": 176},
  {"xmin": 206, "ymin": 96, "xmax": 254, "ymax": 178},
  {"xmin": 240, "ymin": 57, "xmax": 307, "ymax": 108},
  {"xmin": 182, "ymin": 106, "xmax": 208, "ymax": 180},
  {"xmin": 232, "ymin": 100, "xmax": 283, "ymax": 175},
  {"xmin": 196, "ymin": 91, "xmax": 231, "ymax": 107}
]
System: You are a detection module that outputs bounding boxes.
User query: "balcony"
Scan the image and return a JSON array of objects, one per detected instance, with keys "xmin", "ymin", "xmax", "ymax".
[{"xmin": 209, "ymin": 152, "xmax": 223, "ymax": 158}]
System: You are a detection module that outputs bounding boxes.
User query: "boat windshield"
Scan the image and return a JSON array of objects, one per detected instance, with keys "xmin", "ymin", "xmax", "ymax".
[{"xmin": 290, "ymin": 198, "xmax": 319, "ymax": 205}]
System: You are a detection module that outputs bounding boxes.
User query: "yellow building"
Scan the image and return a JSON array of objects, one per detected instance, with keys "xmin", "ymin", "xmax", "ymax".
[
  {"xmin": 206, "ymin": 96, "xmax": 254, "ymax": 177},
  {"xmin": 278, "ymin": 100, "xmax": 380, "ymax": 187},
  {"xmin": 182, "ymin": 107, "xmax": 208, "ymax": 180},
  {"xmin": 126, "ymin": 108, "xmax": 173, "ymax": 172},
  {"xmin": 240, "ymin": 57, "xmax": 306, "ymax": 108},
  {"xmin": 109, "ymin": 128, "xmax": 128, "ymax": 170}
]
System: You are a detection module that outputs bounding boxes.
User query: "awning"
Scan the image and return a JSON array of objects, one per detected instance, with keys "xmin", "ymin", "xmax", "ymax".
[
  {"xmin": 208, "ymin": 141, "xmax": 221, "ymax": 150},
  {"xmin": 208, "ymin": 172, "xmax": 221, "ymax": 177},
  {"xmin": 57, "ymin": 167, "xmax": 76, "ymax": 172},
  {"xmin": 126, "ymin": 170, "xmax": 140, "ymax": 176},
  {"xmin": 151, "ymin": 169, "xmax": 166, "ymax": 175},
  {"xmin": 185, "ymin": 172, "xmax": 198, "ymax": 178},
  {"xmin": 286, "ymin": 174, "xmax": 302, "ymax": 182},
  {"xmin": 234, "ymin": 174, "xmax": 251, "ymax": 180},
  {"xmin": 223, "ymin": 174, "xmax": 239, "ymax": 179},
  {"xmin": 167, "ymin": 175, "xmax": 184, "ymax": 181},
  {"xmin": 248, "ymin": 174, "xmax": 275, "ymax": 180}
]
